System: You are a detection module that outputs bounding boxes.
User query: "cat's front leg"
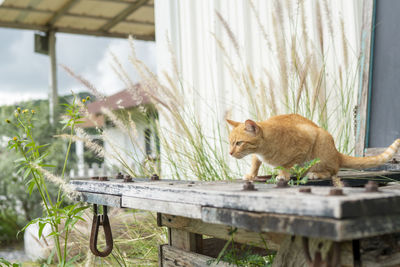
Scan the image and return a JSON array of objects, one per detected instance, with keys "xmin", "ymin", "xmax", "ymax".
[{"xmin": 243, "ymin": 155, "xmax": 262, "ymax": 180}]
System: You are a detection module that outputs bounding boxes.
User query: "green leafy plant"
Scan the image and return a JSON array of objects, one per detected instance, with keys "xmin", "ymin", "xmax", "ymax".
[
  {"xmin": 290, "ymin": 158, "xmax": 321, "ymax": 185},
  {"xmin": 6, "ymin": 97, "xmax": 89, "ymax": 266},
  {"xmin": 0, "ymin": 257, "xmax": 22, "ymax": 267},
  {"xmin": 275, "ymin": 159, "xmax": 320, "ymax": 186},
  {"xmin": 208, "ymin": 228, "xmax": 274, "ymax": 267}
]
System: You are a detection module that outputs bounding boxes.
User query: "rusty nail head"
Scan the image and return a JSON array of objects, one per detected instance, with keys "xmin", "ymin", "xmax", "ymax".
[
  {"xmin": 329, "ymin": 188, "xmax": 344, "ymax": 196},
  {"xmin": 276, "ymin": 179, "xmax": 288, "ymax": 188},
  {"xmin": 99, "ymin": 176, "xmax": 108, "ymax": 181},
  {"xmin": 116, "ymin": 172, "xmax": 123, "ymax": 179},
  {"xmin": 123, "ymin": 175, "xmax": 132, "ymax": 183},
  {"xmin": 299, "ymin": 187, "xmax": 311, "ymax": 193},
  {"xmin": 242, "ymin": 181, "xmax": 257, "ymax": 191},
  {"xmin": 91, "ymin": 176, "xmax": 99, "ymax": 180},
  {"xmin": 365, "ymin": 180, "xmax": 379, "ymax": 192},
  {"xmin": 187, "ymin": 184, "xmax": 193, "ymax": 187},
  {"xmin": 151, "ymin": 174, "xmax": 160, "ymax": 181}
]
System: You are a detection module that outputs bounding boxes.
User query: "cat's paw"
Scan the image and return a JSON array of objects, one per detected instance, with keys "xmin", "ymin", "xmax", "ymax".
[
  {"xmin": 276, "ymin": 175, "xmax": 289, "ymax": 181},
  {"xmin": 243, "ymin": 173, "xmax": 256, "ymax": 181},
  {"xmin": 307, "ymin": 172, "xmax": 330, "ymax": 180}
]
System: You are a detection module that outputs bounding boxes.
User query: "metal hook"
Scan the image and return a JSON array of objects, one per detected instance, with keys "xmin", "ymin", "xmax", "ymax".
[{"xmin": 90, "ymin": 204, "xmax": 113, "ymax": 257}]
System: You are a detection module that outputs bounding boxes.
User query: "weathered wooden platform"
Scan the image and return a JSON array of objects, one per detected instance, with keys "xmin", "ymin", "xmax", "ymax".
[{"xmin": 70, "ymin": 171, "xmax": 400, "ymax": 266}]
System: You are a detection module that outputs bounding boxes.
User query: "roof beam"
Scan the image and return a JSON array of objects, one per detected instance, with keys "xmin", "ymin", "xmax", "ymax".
[
  {"xmin": 15, "ymin": 0, "xmax": 44, "ymax": 22},
  {"xmin": 46, "ymin": 0, "xmax": 81, "ymax": 26},
  {"xmin": 99, "ymin": 0, "xmax": 148, "ymax": 31},
  {"xmin": 0, "ymin": 6, "xmax": 154, "ymax": 25},
  {"xmin": 1, "ymin": 5, "xmax": 50, "ymax": 14},
  {"xmin": 0, "ymin": 21, "xmax": 155, "ymax": 41}
]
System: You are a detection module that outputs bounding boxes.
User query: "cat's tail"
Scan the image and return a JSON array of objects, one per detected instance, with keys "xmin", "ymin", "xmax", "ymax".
[{"xmin": 339, "ymin": 139, "xmax": 400, "ymax": 169}]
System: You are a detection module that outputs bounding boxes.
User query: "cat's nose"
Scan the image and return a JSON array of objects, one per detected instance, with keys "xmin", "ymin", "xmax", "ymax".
[{"xmin": 229, "ymin": 151, "xmax": 233, "ymax": 155}]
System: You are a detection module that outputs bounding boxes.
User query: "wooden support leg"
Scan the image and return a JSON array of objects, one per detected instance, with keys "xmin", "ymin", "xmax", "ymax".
[
  {"xmin": 169, "ymin": 228, "xmax": 203, "ymax": 253},
  {"xmin": 272, "ymin": 235, "xmax": 353, "ymax": 267}
]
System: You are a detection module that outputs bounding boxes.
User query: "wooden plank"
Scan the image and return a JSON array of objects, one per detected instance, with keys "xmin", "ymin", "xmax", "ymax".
[
  {"xmin": 121, "ymin": 181, "xmax": 400, "ymax": 219},
  {"xmin": 72, "ymin": 179, "xmax": 400, "ymax": 219},
  {"xmin": 355, "ymin": 0, "xmax": 375, "ymax": 156},
  {"xmin": 170, "ymin": 228, "xmax": 202, "ymax": 252},
  {"xmin": 202, "ymin": 207, "xmax": 400, "ymax": 241},
  {"xmin": 160, "ymin": 244, "xmax": 231, "ymax": 267},
  {"xmin": 79, "ymin": 192, "xmax": 121, "ymax": 207},
  {"xmin": 160, "ymin": 214, "xmax": 283, "ymax": 250},
  {"xmin": 122, "ymin": 196, "xmax": 202, "ymax": 219}
]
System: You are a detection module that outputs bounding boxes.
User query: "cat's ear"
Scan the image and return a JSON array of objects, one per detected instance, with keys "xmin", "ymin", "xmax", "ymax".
[
  {"xmin": 226, "ymin": 119, "xmax": 240, "ymax": 128},
  {"xmin": 244, "ymin": 120, "xmax": 259, "ymax": 135}
]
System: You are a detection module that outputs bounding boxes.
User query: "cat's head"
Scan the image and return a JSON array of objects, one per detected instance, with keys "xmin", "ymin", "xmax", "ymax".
[{"xmin": 226, "ymin": 119, "xmax": 262, "ymax": 159}]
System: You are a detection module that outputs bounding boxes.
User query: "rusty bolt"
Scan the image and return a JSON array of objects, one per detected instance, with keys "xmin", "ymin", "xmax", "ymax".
[
  {"xmin": 91, "ymin": 176, "xmax": 99, "ymax": 180},
  {"xmin": 242, "ymin": 181, "xmax": 257, "ymax": 191},
  {"xmin": 116, "ymin": 172, "xmax": 123, "ymax": 179},
  {"xmin": 329, "ymin": 188, "xmax": 344, "ymax": 196},
  {"xmin": 99, "ymin": 176, "xmax": 108, "ymax": 181},
  {"xmin": 276, "ymin": 179, "xmax": 288, "ymax": 188},
  {"xmin": 123, "ymin": 175, "xmax": 132, "ymax": 183},
  {"xmin": 151, "ymin": 174, "xmax": 160, "ymax": 181},
  {"xmin": 299, "ymin": 187, "xmax": 311, "ymax": 193},
  {"xmin": 365, "ymin": 180, "xmax": 379, "ymax": 192}
]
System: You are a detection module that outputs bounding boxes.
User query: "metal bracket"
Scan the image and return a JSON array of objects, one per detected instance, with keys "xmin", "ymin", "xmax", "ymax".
[
  {"xmin": 302, "ymin": 237, "xmax": 340, "ymax": 267},
  {"xmin": 90, "ymin": 204, "xmax": 113, "ymax": 257}
]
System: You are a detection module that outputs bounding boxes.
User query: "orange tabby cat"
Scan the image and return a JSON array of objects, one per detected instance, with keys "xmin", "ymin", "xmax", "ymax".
[{"xmin": 227, "ymin": 114, "xmax": 400, "ymax": 180}]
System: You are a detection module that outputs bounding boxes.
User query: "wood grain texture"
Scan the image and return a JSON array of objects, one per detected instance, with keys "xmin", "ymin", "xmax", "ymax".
[
  {"xmin": 170, "ymin": 228, "xmax": 202, "ymax": 252},
  {"xmin": 360, "ymin": 234, "xmax": 400, "ymax": 266},
  {"xmin": 79, "ymin": 192, "xmax": 121, "ymax": 207},
  {"xmin": 202, "ymin": 206, "xmax": 400, "ymax": 241},
  {"xmin": 121, "ymin": 182, "xmax": 400, "ymax": 219},
  {"xmin": 355, "ymin": 0, "xmax": 375, "ymax": 156},
  {"xmin": 160, "ymin": 244, "xmax": 231, "ymax": 267},
  {"xmin": 71, "ymin": 179, "xmax": 400, "ymax": 219},
  {"xmin": 122, "ymin": 197, "xmax": 202, "ymax": 219},
  {"xmin": 272, "ymin": 236, "xmax": 353, "ymax": 267},
  {"xmin": 160, "ymin": 214, "xmax": 283, "ymax": 250}
]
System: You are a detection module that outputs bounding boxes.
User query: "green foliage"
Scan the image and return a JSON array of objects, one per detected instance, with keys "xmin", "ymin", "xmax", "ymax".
[
  {"xmin": 5, "ymin": 96, "xmax": 89, "ymax": 267},
  {"xmin": 0, "ymin": 257, "xmax": 22, "ymax": 267},
  {"xmin": 0, "ymin": 209, "xmax": 22, "ymax": 245},
  {"xmin": 208, "ymin": 228, "xmax": 274, "ymax": 267},
  {"xmin": 275, "ymin": 158, "xmax": 320, "ymax": 186},
  {"xmin": 0, "ymin": 97, "xmax": 83, "ymax": 229}
]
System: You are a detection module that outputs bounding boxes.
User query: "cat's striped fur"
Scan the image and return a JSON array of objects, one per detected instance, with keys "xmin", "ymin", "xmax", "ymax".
[{"xmin": 227, "ymin": 114, "xmax": 400, "ymax": 180}]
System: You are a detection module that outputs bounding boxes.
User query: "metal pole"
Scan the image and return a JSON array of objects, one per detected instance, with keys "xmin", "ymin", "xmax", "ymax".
[{"xmin": 48, "ymin": 30, "xmax": 58, "ymax": 125}]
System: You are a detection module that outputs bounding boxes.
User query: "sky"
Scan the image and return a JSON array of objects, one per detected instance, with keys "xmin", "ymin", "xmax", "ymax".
[{"xmin": 0, "ymin": 28, "xmax": 156, "ymax": 106}]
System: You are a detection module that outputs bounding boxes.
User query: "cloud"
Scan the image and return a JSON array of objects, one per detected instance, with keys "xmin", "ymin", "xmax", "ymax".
[
  {"xmin": 0, "ymin": 28, "xmax": 156, "ymax": 105},
  {"xmin": 0, "ymin": 29, "xmax": 48, "ymax": 96}
]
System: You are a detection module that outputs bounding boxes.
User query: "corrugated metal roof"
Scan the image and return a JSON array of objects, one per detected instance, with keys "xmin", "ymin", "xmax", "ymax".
[{"xmin": 0, "ymin": 0, "xmax": 155, "ymax": 40}]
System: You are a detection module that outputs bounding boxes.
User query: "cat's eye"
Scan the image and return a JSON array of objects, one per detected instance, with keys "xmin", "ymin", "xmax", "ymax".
[{"xmin": 236, "ymin": 141, "xmax": 243, "ymax": 146}]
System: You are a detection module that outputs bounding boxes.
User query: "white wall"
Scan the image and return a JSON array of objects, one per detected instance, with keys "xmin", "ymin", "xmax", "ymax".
[
  {"xmin": 103, "ymin": 122, "xmax": 147, "ymax": 173},
  {"xmin": 154, "ymin": 0, "xmax": 364, "ymax": 178}
]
